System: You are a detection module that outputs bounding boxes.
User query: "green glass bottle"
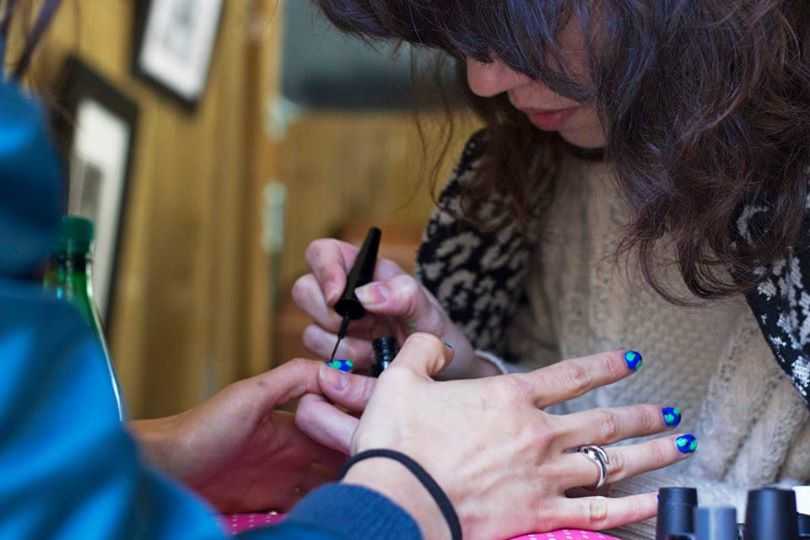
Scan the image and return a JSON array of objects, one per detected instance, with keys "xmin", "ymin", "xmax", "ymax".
[{"xmin": 44, "ymin": 216, "xmax": 124, "ymax": 420}]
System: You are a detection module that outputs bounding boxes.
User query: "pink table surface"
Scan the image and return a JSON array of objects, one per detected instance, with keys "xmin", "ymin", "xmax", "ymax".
[{"xmin": 220, "ymin": 513, "xmax": 620, "ymax": 539}]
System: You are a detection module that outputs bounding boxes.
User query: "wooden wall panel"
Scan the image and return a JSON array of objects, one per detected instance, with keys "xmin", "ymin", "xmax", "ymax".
[
  {"xmin": 27, "ymin": 0, "xmax": 279, "ymax": 417},
  {"xmin": 276, "ymin": 112, "xmax": 477, "ymax": 291},
  {"xmin": 20, "ymin": 0, "xmax": 475, "ymax": 413}
]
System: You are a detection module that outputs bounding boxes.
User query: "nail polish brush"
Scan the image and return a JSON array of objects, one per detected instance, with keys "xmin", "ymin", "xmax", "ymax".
[{"xmin": 328, "ymin": 227, "xmax": 381, "ymax": 363}]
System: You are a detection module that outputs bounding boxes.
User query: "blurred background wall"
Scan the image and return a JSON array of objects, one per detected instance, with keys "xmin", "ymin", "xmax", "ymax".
[{"xmin": 25, "ymin": 0, "xmax": 476, "ymax": 418}]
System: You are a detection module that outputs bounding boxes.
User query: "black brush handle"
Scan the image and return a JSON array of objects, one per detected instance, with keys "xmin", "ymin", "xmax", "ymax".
[{"xmin": 334, "ymin": 227, "xmax": 381, "ymax": 320}]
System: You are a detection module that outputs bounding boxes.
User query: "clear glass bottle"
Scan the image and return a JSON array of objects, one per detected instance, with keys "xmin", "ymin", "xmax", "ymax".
[{"xmin": 44, "ymin": 216, "xmax": 125, "ymax": 420}]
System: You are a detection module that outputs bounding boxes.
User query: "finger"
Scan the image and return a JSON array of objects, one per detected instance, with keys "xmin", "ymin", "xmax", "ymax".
[
  {"xmin": 293, "ymin": 274, "xmax": 399, "ymax": 336},
  {"xmin": 555, "ymin": 434, "xmax": 697, "ymax": 489},
  {"xmin": 302, "ymin": 325, "xmax": 374, "ymax": 368},
  {"xmin": 354, "ymin": 275, "xmax": 447, "ymax": 334},
  {"xmin": 250, "ymin": 358, "xmax": 324, "ymax": 407},
  {"xmin": 295, "ymin": 393, "xmax": 360, "ymax": 454},
  {"xmin": 274, "ymin": 410, "xmax": 346, "ymax": 469},
  {"xmin": 516, "ymin": 350, "xmax": 642, "ymax": 409},
  {"xmin": 552, "ymin": 404, "xmax": 677, "ymax": 450},
  {"xmin": 390, "ymin": 333, "xmax": 454, "ymax": 380},
  {"xmin": 292, "ymin": 274, "xmax": 344, "ymax": 331},
  {"xmin": 305, "ymin": 239, "xmax": 405, "ymax": 305},
  {"xmin": 543, "ymin": 493, "xmax": 657, "ymax": 531},
  {"xmin": 318, "ymin": 363, "xmax": 377, "ymax": 412},
  {"xmin": 305, "ymin": 239, "xmax": 353, "ymax": 305}
]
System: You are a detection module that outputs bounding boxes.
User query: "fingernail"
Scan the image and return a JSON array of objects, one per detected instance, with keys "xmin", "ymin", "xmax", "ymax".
[
  {"xmin": 662, "ymin": 407, "xmax": 682, "ymax": 428},
  {"xmin": 321, "ymin": 363, "xmax": 349, "ymax": 390},
  {"xmin": 444, "ymin": 341, "xmax": 454, "ymax": 351},
  {"xmin": 675, "ymin": 434, "xmax": 698, "ymax": 454},
  {"xmin": 355, "ymin": 283, "xmax": 387, "ymax": 306},
  {"xmin": 326, "ymin": 359, "xmax": 354, "ymax": 373},
  {"xmin": 325, "ymin": 279, "xmax": 340, "ymax": 303},
  {"xmin": 624, "ymin": 350, "xmax": 643, "ymax": 371}
]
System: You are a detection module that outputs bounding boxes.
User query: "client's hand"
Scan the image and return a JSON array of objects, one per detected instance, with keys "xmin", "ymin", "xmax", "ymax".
[
  {"xmin": 297, "ymin": 335, "xmax": 695, "ymax": 540},
  {"xmin": 130, "ymin": 359, "xmax": 365, "ymax": 513},
  {"xmin": 293, "ymin": 238, "xmax": 497, "ymax": 379}
]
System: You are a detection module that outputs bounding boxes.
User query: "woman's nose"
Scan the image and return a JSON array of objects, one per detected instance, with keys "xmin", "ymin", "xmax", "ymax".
[{"xmin": 466, "ymin": 57, "xmax": 530, "ymax": 97}]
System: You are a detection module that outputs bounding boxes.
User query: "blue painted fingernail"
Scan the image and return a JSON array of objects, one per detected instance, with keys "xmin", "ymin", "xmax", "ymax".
[
  {"xmin": 444, "ymin": 341, "xmax": 454, "ymax": 351},
  {"xmin": 662, "ymin": 407, "xmax": 682, "ymax": 428},
  {"xmin": 326, "ymin": 359, "xmax": 354, "ymax": 373},
  {"xmin": 675, "ymin": 434, "xmax": 698, "ymax": 454},
  {"xmin": 624, "ymin": 351, "xmax": 643, "ymax": 371}
]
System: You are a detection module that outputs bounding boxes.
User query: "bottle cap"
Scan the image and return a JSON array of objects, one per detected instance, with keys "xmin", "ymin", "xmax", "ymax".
[
  {"xmin": 657, "ymin": 488, "xmax": 699, "ymax": 540},
  {"xmin": 744, "ymin": 487, "xmax": 798, "ymax": 540},
  {"xmin": 54, "ymin": 215, "xmax": 94, "ymax": 255},
  {"xmin": 695, "ymin": 506, "xmax": 737, "ymax": 540},
  {"xmin": 372, "ymin": 336, "xmax": 398, "ymax": 377}
]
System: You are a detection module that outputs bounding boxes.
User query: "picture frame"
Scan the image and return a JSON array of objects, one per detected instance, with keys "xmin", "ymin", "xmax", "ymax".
[
  {"xmin": 53, "ymin": 55, "xmax": 139, "ymax": 325},
  {"xmin": 132, "ymin": 0, "xmax": 224, "ymax": 110}
]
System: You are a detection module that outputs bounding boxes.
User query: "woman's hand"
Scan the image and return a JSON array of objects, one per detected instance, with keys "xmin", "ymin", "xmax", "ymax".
[
  {"xmin": 130, "ymin": 359, "xmax": 370, "ymax": 513},
  {"xmin": 297, "ymin": 335, "xmax": 695, "ymax": 539},
  {"xmin": 292, "ymin": 238, "xmax": 497, "ymax": 379}
]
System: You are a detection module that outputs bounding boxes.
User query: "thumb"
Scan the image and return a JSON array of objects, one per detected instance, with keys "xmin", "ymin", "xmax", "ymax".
[
  {"xmin": 250, "ymin": 359, "xmax": 323, "ymax": 409},
  {"xmin": 391, "ymin": 333, "xmax": 455, "ymax": 380},
  {"xmin": 354, "ymin": 275, "xmax": 446, "ymax": 334}
]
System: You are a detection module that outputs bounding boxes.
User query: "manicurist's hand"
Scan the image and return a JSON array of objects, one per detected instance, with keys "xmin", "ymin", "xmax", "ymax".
[
  {"xmin": 293, "ymin": 237, "xmax": 498, "ymax": 379},
  {"xmin": 297, "ymin": 335, "xmax": 696, "ymax": 540},
  {"xmin": 130, "ymin": 359, "xmax": 368, "ymax": 513}
]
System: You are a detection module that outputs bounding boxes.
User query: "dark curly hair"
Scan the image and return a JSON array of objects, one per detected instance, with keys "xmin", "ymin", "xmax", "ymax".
[{"xmin": 313, "ymin": 0, "xmax": 810, "ymax": 302}]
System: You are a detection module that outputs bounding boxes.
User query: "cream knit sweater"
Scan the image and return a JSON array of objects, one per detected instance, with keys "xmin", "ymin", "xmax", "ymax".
[{"xmin": 504, "ymin": 155, "xmax": 810, "ymax": 538}]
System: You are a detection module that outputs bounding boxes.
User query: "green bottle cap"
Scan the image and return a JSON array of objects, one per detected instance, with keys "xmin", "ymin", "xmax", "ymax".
[{"xmin": 55, "ymin": 215, "xmax": 94, "ymax": 255}]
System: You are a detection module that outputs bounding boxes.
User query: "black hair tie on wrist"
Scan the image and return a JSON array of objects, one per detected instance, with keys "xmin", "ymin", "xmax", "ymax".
[{"xmin": 339, "ymin": 449, "xmax": 462, "ymax": 540}]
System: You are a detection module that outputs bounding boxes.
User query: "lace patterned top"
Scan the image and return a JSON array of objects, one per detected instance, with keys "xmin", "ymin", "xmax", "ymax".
[{"xmin": 416, "ymin": 132, "xmax": 810, "ymax": 537}]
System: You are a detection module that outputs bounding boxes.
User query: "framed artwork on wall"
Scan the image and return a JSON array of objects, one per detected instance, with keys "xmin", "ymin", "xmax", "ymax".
[
  {"xmin": 54, "ymin": 55, "xmax": 139, "ymax": 324},
  {"xmin": 132, "ymin": 0, "xmax": 224, "ymax": 110}
]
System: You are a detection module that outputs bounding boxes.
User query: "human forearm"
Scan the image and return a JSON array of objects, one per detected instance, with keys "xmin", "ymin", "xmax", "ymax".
[{"xmin": 343, "ymin": 459, "xmax": 448, "ymax": 540}]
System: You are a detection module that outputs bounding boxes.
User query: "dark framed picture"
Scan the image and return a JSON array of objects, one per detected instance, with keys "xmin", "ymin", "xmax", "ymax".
[
  {"xmin": 132, "ymin": 0, "xmax": 224, "ymax": 110},
  {"xmin": 54, "ymin": 55, "xmax": 139, "ymax": 325}
]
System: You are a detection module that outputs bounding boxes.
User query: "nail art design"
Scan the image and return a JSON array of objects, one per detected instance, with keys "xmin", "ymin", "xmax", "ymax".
[
  {"xmin": 624, "ymin": 351, "xmax": 643, "ymax": 371},
  {"xmin": 662, "ymin": 407, "xmax": 682, "ymax": 428},
  {"xmin": 676, "ymin": 434, "xmax": 698, "ymax": 454},
  {"xmin": 326, "ymin": 359, "xmax": 354, "ymax": 373}
]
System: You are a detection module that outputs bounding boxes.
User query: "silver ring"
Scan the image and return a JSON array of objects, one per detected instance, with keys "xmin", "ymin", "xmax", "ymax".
[{"xmin": 578, "ymin": 445, "xmax": 610, "ymax": 489}]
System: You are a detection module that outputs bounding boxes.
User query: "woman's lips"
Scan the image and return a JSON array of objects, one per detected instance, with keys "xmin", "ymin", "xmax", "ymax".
[{"xmin": 524, "ymin": 107, "xmax": 579, "ymax": 131}]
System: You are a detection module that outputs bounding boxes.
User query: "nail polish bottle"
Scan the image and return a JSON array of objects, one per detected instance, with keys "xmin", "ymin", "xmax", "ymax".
[
  {"xmin": 743, "ymin": 487, "xmax": 799, "ymax": 540},
  {"xmin": 657, "ymin": 487, "xmax": 699, "ymax": 540},
  {"xmin": 694, "ymin": 507, "xmax": 738, "ymax": 540},
  {"xmin": 371, "ymin": 336, "xmax": 398, "ymax": 377}
]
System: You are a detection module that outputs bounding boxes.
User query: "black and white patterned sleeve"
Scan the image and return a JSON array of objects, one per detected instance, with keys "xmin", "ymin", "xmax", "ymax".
[
  {"xmin": 739, "ymin": 184, "xmax": 810, "ymax": 408},
  {"xmin": 415, "ymin": 131, "xmax": 531, "ymax": 358}
]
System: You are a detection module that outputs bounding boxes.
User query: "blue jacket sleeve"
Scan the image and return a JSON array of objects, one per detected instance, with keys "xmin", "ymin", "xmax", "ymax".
[{"xmin": 0, "ymin": 282, "xmax": 420, "ymax": 540}]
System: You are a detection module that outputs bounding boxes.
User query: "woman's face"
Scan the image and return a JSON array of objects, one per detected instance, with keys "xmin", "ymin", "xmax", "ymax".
[{"xmin": 465, "ymin": 20, "xmax": 606, "ymax": 149}]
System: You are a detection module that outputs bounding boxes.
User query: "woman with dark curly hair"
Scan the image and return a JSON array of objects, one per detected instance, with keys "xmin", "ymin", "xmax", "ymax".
[
  {"xmin": 2, "ymin": 2, "xmax": 682, "ymax": 540},
  {"xmin": 295, "ymin": 1, "xmax": 810, "ymax": 537}
]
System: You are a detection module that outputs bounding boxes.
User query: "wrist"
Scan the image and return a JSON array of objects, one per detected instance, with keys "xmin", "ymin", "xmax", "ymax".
[
  {"xmin": 128, "ymin": 416, "xmax": 187, "ymax": 479},
  {"xmin": 344, "ymin": 458, "xmax": 449, "ymax": 540}
]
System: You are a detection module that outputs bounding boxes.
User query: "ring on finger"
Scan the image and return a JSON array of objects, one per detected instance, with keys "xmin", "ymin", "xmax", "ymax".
[{"xmin": 578, "ymin": 444, "xmax": 610, "ymax": 489}]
